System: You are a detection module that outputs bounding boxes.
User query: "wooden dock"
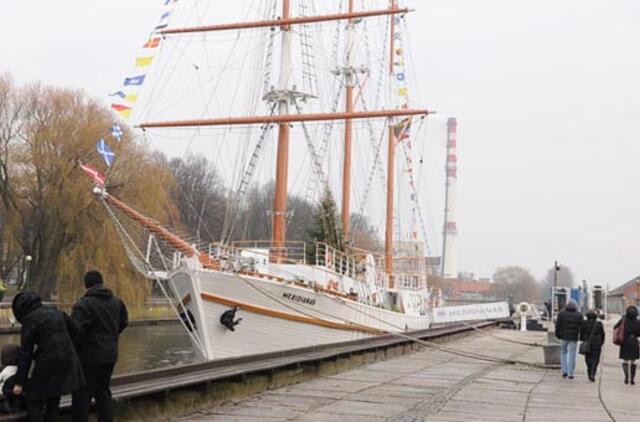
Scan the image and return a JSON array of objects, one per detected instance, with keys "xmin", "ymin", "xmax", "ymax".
[{"xmin": 176, "ymin": 321, "xmax": 637, "ymax": 421}]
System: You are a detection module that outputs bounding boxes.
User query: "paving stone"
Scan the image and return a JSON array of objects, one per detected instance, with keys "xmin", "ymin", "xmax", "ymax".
[
  {"xmin": 268, "ymin": 386, "xmax": 348, "ymax": 400},
  {"xmin": 358, "ymin": 383, "xmax": 442, "ymax": 398},
  {"xmin": 294, "ymin": 413, "xmax": 385, "ymax": 422},
  {"xmin": 186, "ymin": 414, "xmax": 284, "ymax": 422},
  {"xmin": 242, "ymin": 392, "xmax": 335, "ymax": 411},
  {"xmin": 429, "ymin": 408, "xmax": 521, "ymax": 422},
  {"xmin": 343, "ymin": 391, "xmax": 425, "ymax": 406},
  {"xmin": 290, "ymin": 377, "xmax": 378, "ymax": 393},
  {"xmin": 313, "ymin": 399, "xmax": 409, "ymax": 417},
  {"xmin": 327, "ymin": 368, "xmax": 404, "ymax": 383},
  {"xmin": 207, "ymin": 404, "xmax": 305, "ymax": 419}
]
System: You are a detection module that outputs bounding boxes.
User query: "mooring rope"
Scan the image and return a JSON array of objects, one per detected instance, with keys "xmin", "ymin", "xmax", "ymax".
[
  {"xmin": 597, "ymin": 347, "xmax": 616, "ymax": 422},
  {"xmin": 459, "ymin": 321, "xmax": 546, "ymax": 347}
]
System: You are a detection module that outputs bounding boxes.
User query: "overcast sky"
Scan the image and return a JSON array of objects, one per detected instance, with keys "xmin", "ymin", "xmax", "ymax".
[{"xmin": 2, "ymin": 1, "xmax": 639, "ymax": 288}]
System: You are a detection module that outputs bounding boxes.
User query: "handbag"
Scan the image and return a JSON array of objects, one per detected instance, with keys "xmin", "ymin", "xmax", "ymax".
[
  {"xmin": 579, "ymin": 321, "xmax": 597, "ymax": 355},
  {"xmin": 613, "ymin": 319, "xmax": 625, "ymax": 346}
]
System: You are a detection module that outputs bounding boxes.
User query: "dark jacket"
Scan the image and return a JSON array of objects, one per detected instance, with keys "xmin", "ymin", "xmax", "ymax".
[
  {"xmin": 580, "ymin": 312, "xmax": 605, "ymax": 353},
  {"xmin": 614, "ymin": 307, "xmax": 640, "ymax": 361},
  {"xmin": 71, "ymin": 285, "xmax": 128, "ymax": 365},
  {"xmin": 555, "ymin": 306, "xmax": 583, "ymax": 341},
  {"xmin": 12, "ymin": 291, "xmax": 84, "ymax": 399}
]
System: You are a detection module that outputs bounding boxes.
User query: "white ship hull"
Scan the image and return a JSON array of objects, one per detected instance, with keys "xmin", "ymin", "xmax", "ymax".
[{"xmin": 170, "ymin": 266, "xmax": 432, "ymax": 361}]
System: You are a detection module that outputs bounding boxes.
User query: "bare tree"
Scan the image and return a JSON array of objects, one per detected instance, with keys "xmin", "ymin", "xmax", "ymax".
[
  {"xmin": 543, "ymin": 264, "xmax": 574, "ymax": 289},
  {"xmin": 168, "ymin": 154, "xmax": 226, "ymax": 243},
  {"xmin": 349, "ymin": 213, "xmax": 381, "ymax": 252},
  {"xmin": 493, "ymin": 266, "xmax": 541, "ymax": 304},
  {"xmin": 0, "ymin": 74, "xmax": 22, "ymax": 281},
  {"xmin": 228, "ymin": 181, "xmax": 315, "ymax": 244}
]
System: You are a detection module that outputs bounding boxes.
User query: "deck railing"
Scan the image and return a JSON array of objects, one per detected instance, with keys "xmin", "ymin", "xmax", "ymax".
[
  {"xmin": 167, "ymin": 237, "xmax": 428, "ymax": 294},
  {"xmin": 315, "ymin": 242, "xmax": 357, "ymax": 277},
  {"xmin": 232, "ymin": 240, "xmax": 307, "ymax": 264}
]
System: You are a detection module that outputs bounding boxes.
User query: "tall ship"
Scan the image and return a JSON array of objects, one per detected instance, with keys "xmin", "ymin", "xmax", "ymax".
[{"xmin": 96, "ymin": 0, "xmax": 442, "ymax": 361}]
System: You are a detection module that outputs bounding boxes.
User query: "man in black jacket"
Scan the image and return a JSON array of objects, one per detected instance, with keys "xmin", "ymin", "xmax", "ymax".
[
  {"xmin": 71, "ymin": 271, "xmax": 128, "ymax": 422},
  {"xmin": 555, "ymin": 299, "xmax": 582, "ymax": 379}
]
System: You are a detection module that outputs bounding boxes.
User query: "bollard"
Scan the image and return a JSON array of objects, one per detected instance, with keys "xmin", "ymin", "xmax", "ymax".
[
  {"xmin": 517, "ymin": 302, "xmax": 530, "ymax": 332},
  {"xmin": 543, "ymin": 343, "xmax": 561, "ymax": 366},
  {"xmin": 520, "ymin": 314, "xmax": 527, "ymax": 332}
]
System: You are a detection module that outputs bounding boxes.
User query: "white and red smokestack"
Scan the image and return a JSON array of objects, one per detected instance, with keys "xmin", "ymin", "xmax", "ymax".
[{"xmin": 441, "ymin": 117, "xmax": 458, "ymax": 278}]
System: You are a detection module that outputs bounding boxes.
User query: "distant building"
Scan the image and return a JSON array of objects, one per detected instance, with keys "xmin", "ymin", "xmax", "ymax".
[
  {"xmin": 429, "ymin": 276, "xmax": 498, "ymax": 305},
  {"xmin": 608, "ymin": 276, "xmax": 640, "ymax": 314},
  {"xmin": 425, "ymin": 257, "xmax": 441, "ymax": 277}
]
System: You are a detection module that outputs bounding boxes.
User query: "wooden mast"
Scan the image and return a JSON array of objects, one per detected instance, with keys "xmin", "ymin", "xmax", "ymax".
[
  {"xmin": 139, "ymin": 109, "xmax": 428, "ymax": 129},
  {"xmin": 273, "ymin": 0, "xmax": 292, "ymax": 252},
  {"xmin": 342, "ymin": 0, "xmax": 355, "ymax": 239},
  {"xmin": 385, "ymin": 0, "xmax": 398, "ymax": 282},
  {"xmin": 161, "ymin": 8, "xmax": 411, "ymax": 34}
]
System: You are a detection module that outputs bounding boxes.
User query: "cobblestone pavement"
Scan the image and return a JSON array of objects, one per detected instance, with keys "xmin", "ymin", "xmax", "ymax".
[{"xmin": 176, "ymin": 322, "xmax": 639, "ymax": 421}]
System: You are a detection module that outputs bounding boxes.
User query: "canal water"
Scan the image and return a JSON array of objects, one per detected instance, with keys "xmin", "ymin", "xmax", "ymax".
[{"xmin": 0, "ymin": 324, "xmax": 200, "ymax": 375}]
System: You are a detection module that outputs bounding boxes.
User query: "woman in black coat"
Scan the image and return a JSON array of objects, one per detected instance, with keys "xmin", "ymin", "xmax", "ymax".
[
  {"xmin": 613, "ymin": 305, "xmax": 640, "ymax": 385},
  {"xmin": 580, "ymin": 309, "xmax": 605, "ymax": 382},
  {"xmin": 12, "ymin": 291, "xmax": 85, "ymax": 422}
]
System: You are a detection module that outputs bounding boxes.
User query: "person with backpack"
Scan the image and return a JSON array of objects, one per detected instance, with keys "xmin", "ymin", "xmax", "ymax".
[
  {"xmin": 613, "ymin": 305, "xmax": 640, "ymax": 385},
  {"xmin": 580, "ymin": 309, "xmax": 605, "ymax": 382},
  {"xmin": 555, "ymin": 299, "xmax": 582, "ymax": 379}
]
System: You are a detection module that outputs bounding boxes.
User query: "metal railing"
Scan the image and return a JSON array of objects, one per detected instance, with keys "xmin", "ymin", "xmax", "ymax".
[
  {"xmin": 232, "ymin": 240, "xmax": 307, "ymax": 264},
  {"xmin": 315, "ymin": 242, "xmax": 357, "ymax": 277}
]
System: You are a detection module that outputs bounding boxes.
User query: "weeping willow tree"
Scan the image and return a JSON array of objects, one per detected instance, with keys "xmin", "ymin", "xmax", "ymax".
[{"xmin": 0, "ymin": 74, "xmax": 176, "ymax": 311}]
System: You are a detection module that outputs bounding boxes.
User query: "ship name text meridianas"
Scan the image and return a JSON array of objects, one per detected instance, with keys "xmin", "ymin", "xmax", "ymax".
[{"xmin": 282, "ymin": 292, "xmax": 316, "ymax": 306}]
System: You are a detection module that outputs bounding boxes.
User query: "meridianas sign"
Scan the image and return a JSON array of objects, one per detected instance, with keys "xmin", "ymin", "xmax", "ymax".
[{"xmin": 432, "ymin": 302, "xmax": 510, "ymax": 323}]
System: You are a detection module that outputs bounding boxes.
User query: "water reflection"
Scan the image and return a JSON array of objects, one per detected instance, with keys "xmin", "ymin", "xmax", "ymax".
[{"xmin": 0, "ymin": 324, "xmax": 200, "ymax": 375}]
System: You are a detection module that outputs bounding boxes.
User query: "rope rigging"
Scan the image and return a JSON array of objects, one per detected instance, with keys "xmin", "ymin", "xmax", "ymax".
[
  {"xmin": 298, "ymin": 1, "xmax": 320, "ymax": 98},
  {"xmin": 261, "ymin": 0, "xmax": 278, "ymax": 98},
  {"xmin": 100, "ymin": 195, "xmax": 207, "ymax": 356},
  {"xmin": 398, "ymin": 116, "xmax": 432, "ymax": 255},
  {"xmin": 354, "ymin": 3, "xmax": 391, "ymax": 227},
  {"xmin": 304, "ymin": 1, "xmax": 344, "ymax": 204},
  {"xmin": 221, "ymin": 103, "xmax": 278, "ymax": 243}
]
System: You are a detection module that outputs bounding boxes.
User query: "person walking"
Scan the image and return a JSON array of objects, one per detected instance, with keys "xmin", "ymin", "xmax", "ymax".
[
  {"xmin": 613, "ymin": 305, "xmax": 640, "ymax": 385},
  {"xmin": 11, "ymin": 291, "xmax": 84, "ymax": 422},
  {"xmin": 580, "ymin": 309, "xmax": 605, "ymax": 382},
  {"xmin": 71, "ymin": 270, "xmax": 128, "ymax": 422},
  {"xmin": 555, "ymin": 299, "xmax": 582, "ymax": 379}
]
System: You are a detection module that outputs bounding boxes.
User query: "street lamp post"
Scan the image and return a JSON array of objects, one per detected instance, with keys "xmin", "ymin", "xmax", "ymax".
[
  {"xmin": 23, "ymin": 255, "xmax": 32, "ymax": 290},
  {"xmin": 551, "ymin": 260, "xmax": 560, "ymax": 322}
]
